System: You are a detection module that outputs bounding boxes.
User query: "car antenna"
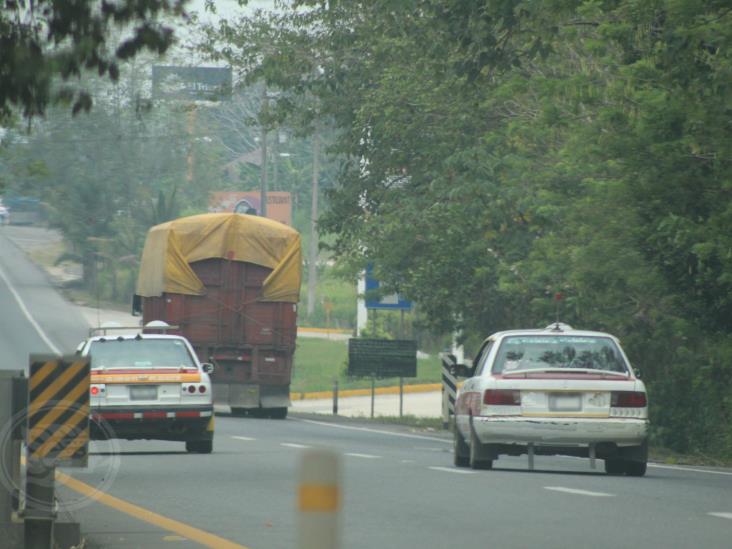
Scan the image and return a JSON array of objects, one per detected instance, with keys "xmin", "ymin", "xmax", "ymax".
[{"xmin": 554, "ymin": 291, "xmax": 564, "ymax": 326}]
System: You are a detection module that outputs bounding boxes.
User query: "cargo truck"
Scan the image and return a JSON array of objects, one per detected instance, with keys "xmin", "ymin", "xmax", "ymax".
[{"xmin": 134, "ymin": 213, "xmax": 302, "ymax": 418}]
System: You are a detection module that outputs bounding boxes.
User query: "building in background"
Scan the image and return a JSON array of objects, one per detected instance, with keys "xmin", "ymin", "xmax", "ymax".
[{"xmin": 209, "ymin": 191, "xmax": 292, "ymax": 226}]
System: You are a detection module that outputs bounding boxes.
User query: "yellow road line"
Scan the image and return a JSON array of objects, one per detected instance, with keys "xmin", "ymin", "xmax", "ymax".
[
  {"xmin": 291, "ymin": 383, "xmax": 442, "ymax": 401},
  {"xmin": 56, "ymin": 471, "xmax": 250, "ymax": 549}
]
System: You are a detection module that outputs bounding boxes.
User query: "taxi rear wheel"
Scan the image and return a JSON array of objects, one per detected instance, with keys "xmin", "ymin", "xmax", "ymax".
[
  {"xmin": 186, "ymin": 440, "xmax": 213, "ymax": 454},
  {"xmin": 469, "ymin": 418, "xmax": 493, "ymax": 470},
  {"xmin": 604, "ymin": 459, "xmax": 625, "ymax": 475},
  {"xmin": 624, "ymin": 460, "xmax": 647, "ymax": 477},
  {"xmin": 453, "ymin": 424, "xmax": 470, "ymax": 467}
]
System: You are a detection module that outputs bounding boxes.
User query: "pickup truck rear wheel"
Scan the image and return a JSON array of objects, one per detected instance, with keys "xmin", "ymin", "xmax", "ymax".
[{"xmin": 186, "ymin": 440, "xmax": 213, "ymax": 454}]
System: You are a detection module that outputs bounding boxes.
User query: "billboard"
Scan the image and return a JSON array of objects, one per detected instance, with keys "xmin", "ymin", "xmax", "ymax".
[
  {"xmin": 152, "ymin": 66, "xmax": 232, "ymax": 101},
  {"xmin": 209, "ymin": 191, "xmax": 292, "ymax": 226},
  {"xmin": 348, "ymin": 339, "xmax": 417, "ymax": 378}
]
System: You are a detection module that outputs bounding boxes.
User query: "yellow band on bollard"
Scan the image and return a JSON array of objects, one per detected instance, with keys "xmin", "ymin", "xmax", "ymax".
[{"xmin": 298, "ymin": 484, "xmax": 339, "ymax": 512}]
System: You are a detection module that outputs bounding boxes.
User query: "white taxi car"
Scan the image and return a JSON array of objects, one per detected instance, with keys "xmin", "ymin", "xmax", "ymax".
[
  {"xmin": 453, "ymin": 323, "xmax": 648, "ymax": 476},
  {"xmin": 79, "ymin": 328, "xmax": 215, "ymax": 453}
]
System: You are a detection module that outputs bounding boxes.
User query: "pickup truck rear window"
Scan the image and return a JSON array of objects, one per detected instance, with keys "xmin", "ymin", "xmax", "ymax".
[{"xmin": 89, "ymin": 339, "xmax": 196, "ymax": 370}]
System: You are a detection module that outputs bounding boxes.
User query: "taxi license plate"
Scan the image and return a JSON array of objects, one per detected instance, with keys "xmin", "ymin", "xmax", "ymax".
[
  {"xmin": 549, "ymin": 393, "xmax": 582, "ymax": 412},
  {"xmin": 130, "ymin": 385, "xmax": 158, "ymax": 400}
]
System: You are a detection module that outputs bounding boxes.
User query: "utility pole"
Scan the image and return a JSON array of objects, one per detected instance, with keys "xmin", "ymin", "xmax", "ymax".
[
  {"xmin": 259, "ymin": 87, "xmax": 269, "ymax": 217},
  {"xmin": 307, "ymin": 125, "xmax": 320, "ymax": 318}
]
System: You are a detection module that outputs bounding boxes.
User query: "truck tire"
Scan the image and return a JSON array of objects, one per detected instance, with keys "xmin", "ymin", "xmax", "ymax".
[{"xmin": 268, "ymin": 407, "xmax": 288, "ymax": 419}]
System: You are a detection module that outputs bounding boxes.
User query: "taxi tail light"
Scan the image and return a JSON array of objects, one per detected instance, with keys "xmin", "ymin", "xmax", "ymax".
[
  {"xmin": 483, "ymin": 389, "xmax": 521, "ymax": 406},
  {"xmin": 187, "ymin": 385, "xmax": 196, "ymax": 394},
  {"xmin": 198, "ymin": 385, "xmax": 206, "ymax": 394},
  {"xmin": 611, "ymin": 391, "xmax": 647, "ymax": 407},
  {"xmin": 90, "ymin": 386, "xmax": 99, "ymax": 396}
]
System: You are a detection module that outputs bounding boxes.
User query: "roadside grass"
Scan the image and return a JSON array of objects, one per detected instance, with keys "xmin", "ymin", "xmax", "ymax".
[
  {"xmin": 648, "ymin": 446, "xmax": 732, "ymax": 467},
  {"xmin": 291, "ymin": 337, "xmax": 442, "ymax": 394}
]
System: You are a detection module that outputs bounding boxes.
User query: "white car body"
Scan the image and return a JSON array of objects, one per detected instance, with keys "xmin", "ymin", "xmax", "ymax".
[
  {"xmin": 79, "ymin": 333, "xmax": 215, "ymax": 453},
  {"xmin": 453, "ymin": 324, "xmax": 649, "ymax": 475},
  {"xmin": 0, "ymin": 203, "xmax": 9, "ymax": 225}
]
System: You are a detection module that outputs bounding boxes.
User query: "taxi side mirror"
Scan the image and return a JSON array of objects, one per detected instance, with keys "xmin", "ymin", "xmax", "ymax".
[
  {"xmin": 201, "ymin": 363, "xmax": 215, "ymax": 374},
  {"xmin": 451, "ymin": 363, "xmax": 474, "ymax": 378}
]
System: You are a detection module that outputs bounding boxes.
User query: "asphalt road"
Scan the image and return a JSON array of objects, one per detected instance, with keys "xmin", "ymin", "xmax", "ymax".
[{"xmin": 1, "ymin": 227, "xmax": 732, "ymax": 549}]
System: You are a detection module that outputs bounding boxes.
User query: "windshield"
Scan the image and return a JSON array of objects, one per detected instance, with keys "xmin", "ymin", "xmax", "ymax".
[
  {"xmin": 492, "ymin": 335, "xmax": 628, "ymax": 374},
  {"xmin": 88, "ymin": 339, "xmax": 197, "ymax": 370}
]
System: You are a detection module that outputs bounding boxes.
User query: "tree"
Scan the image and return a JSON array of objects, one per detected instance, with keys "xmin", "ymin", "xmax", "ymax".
[
  {"xmin": 196, "ymin": 0, "xmax": 732, "ymax": 457},
  {"xmin": 1, "ymin": 0, "xmax": 189, "ymax": 121}
]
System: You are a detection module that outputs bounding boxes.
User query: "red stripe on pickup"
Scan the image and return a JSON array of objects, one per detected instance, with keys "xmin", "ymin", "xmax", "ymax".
[
  {"xmin": 95, "ymin": 412, "xmax": 135, "ymax": 420},
  {"xmin": 175, "ymin": 411, "xmax": 201, "ymax": 418},
  {"xmin": 143, "ymin": 411, "xmax": 168, "ymax": 419}
]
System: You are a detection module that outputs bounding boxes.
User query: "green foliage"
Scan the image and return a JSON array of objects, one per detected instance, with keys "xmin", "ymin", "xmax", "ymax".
[
  {"xmin": 198, "ymin": 0, "xmax": 732, "ymax": 458},
  {"xmin": 0, "ymin": 0, "xmax": 189, "ymax": 120}
]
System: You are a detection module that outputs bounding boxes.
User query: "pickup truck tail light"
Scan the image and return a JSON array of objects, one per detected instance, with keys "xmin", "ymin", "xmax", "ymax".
[
  {"xmin": 483, "ymin": 389, "xmax": 521, "ymax": 406},
  {"xmin": 611, "ymin": 391, "xmax": 647, "ymax": 407}
]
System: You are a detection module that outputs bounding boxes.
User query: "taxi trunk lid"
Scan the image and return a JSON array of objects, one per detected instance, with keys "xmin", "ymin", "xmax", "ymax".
[{"xmin": 493, "ymin": 371, "xmax": 639, "ymax": 417}]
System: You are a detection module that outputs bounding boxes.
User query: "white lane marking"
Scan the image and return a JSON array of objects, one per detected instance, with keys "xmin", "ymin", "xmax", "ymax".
[
  {"xmin": 0, "ymin": 264, "xmax": 61, "ymax": 354},
  {"xmin": 401, "ymin": 460, "xmax": 415, "ymax": 464},
  {"xmin": 281, "ymin": 443, "xmax": 310, "ymax": 449},
  {"xmin": 649, "ymin": 464, "xmax": 732, "ymax": 477},
  {"xmin": 294, "ymin": 418, "xmax": 450, "ymax": 443},
  {"xmin": 344, "ymin": 452, "xmax": 381, "ymax": 459},
  {"xmin": 429, "ymin": 467, "xmax": 476, "ymax": 475},
  {"xmin": 708, "ymin": 512, "xmax": 732, "ymax": 521},
  {"xmin": 544, "ymin": 486, "xmax": 615, "ymax": 497},
  {"xmin": 231, "ymin": 436, "xmax": 256, "ymax": 442}
]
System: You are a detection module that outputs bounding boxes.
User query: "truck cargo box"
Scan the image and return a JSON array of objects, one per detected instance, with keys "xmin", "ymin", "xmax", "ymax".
[{"xmin": 135, "ymin": 213, "xmax": 301, "ymax": 418}]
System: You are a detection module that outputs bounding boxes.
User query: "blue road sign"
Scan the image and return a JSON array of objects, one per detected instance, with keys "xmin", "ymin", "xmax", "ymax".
[{"xmin": 365, "ymin": 265, "xmax": 412, "ymax": 310}]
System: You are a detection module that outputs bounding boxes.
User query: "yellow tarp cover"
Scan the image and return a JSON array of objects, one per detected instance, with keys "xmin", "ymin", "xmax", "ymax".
[{"xmin": 136, "ymin": 213, "xmax": 301, "ymax": 302}]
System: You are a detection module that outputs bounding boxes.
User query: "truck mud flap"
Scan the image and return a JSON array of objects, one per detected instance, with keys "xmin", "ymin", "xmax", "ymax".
[
  {"xmin": 260, "ymin": 385, "xmax": 291, "ymax": 409},
  {"xmin": 228, "ymin": 384, "xmax": 260, "ymax": 408}
]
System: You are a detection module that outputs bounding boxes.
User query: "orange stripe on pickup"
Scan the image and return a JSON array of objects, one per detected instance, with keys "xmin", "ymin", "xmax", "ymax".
[{"xmin": 91, "ymin": 373, "xmax": 201, "ymax": 384}]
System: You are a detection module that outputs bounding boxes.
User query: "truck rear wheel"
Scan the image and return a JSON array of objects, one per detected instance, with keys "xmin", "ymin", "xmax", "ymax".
[{"xmin": 268, "ymin": 407, "xmax": 288, "ymax": 420}]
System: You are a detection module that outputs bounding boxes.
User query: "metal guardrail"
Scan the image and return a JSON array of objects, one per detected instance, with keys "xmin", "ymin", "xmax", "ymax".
[{"xmin": 0, "ymin": 370, "xmax": 26, "ymax": 549}]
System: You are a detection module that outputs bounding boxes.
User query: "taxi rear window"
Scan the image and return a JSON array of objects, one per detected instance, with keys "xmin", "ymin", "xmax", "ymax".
[{"xmin": 492, "ymin": 335, "xmax": 627, "ymax": 374}]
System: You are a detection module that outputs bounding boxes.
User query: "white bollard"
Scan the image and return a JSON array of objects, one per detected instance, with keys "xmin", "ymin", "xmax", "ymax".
[{"xmin": 298, "ymin": 449, "xmax": 341, "ymax": 549}]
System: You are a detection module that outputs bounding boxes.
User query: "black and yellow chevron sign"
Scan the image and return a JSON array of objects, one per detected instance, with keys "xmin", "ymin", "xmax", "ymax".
[{"xmin": 27, "ymin": 355, "xmax": 91, "ymax": 467}]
